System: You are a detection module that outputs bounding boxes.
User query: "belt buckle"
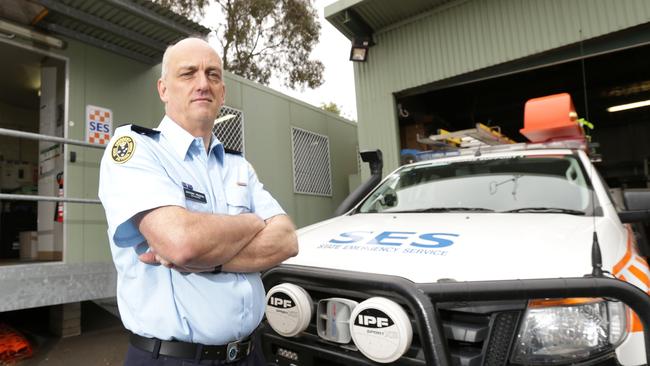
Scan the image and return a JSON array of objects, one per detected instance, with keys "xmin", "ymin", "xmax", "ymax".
[
  {"xmin": 226, "ymin": 340, "xmax": 240, "ymax": 363},
  {"xmin": 226, "ymin": 337, "xmax": 252, "ymax": 363}
]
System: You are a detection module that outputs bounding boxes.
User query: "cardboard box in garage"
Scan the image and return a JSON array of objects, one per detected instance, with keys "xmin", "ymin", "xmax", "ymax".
[{"xmin": 19, "ymin": 231, "xmax": 38, "ymax": 260}]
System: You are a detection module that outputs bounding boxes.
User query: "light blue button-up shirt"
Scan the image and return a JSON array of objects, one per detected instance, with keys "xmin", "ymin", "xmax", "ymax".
[{"xmin": 98, "ymin": 115, "xmax": 285, "ymax": 345}]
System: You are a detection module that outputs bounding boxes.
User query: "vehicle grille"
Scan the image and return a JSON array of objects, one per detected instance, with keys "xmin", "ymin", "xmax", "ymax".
[
  {"xmin": 437, "ymin": 308, "xmax": 522, "ymax": 366},
  {"xmin": 483, "ymin": 311, "xmax": 522, "ymax": 366},
  {"xmin": 283, "ymin": 286, "xmax": 524, "ymax": 366}
]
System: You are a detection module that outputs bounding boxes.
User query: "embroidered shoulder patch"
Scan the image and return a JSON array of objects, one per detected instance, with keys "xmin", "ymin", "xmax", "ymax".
[{"xmin": 111, "ymin": 136, "xmax": 136, "ymax": 163}]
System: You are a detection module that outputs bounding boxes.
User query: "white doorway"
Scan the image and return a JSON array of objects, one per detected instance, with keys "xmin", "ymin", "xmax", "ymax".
[{"xmin": 0, "ymin": 40, "xmax": 66, "ymax": 265}]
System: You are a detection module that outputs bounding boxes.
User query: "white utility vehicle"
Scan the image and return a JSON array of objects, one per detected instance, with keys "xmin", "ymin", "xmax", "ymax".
[{"xmin": 261, "ymin": 94, "xmax": 650, "ymax": 366}]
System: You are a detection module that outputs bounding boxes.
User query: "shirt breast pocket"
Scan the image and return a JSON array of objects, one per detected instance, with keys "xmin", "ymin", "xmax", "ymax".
[
  {"xmin": 185, "ymin": 199, "xmax": 210, "ymax": 213},
  {"xmin": 226, "ymin": 186, "xmax": 251, "ymax": 215}
]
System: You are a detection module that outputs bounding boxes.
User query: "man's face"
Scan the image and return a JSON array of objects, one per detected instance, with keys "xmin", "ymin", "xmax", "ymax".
[{"xmin": 158, "ymin": 39, "xmax": 225, "ymax": 128}]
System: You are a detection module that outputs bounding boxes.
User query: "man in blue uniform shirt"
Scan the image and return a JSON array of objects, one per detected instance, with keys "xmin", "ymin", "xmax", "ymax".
[{"xmin": 98, "ymin": 37, "xmax": 298, "ymax": 365}]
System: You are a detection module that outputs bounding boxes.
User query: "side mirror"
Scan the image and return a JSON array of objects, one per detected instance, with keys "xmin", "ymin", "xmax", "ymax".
[{"xmin": 381, "ymin": 192, "xmax": 397, "ymax": 207}]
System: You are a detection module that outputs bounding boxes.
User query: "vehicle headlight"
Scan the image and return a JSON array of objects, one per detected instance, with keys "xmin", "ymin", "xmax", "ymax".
[{"xmin": 511, "ymin": 298, "xmax": 626, "ymax": 365}]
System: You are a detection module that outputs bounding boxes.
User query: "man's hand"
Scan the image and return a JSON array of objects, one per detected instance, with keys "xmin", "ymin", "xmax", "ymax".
[
  {"xmin": 138, "ymin": 249, "xmax": 170, "ymax": 267},
  {"xmin": 222, "ymin": 214, "xmax": 298, "ymax": 273}
]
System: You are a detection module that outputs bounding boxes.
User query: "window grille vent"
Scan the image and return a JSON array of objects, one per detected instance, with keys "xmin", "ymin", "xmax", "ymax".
[{"xmin": 291, "ymin": 127, "xmax": 332, "ymax": 196}]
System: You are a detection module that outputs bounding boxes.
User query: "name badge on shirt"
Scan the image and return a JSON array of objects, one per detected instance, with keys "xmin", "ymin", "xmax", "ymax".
[{"xmin": 182, "ymin": 182, "xmax": 207, "ymax": 203}]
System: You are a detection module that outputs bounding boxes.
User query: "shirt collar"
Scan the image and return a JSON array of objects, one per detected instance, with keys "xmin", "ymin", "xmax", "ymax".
[{"xmin": 158, "ymin": 115, "xmax": 224, "ymax": 161}]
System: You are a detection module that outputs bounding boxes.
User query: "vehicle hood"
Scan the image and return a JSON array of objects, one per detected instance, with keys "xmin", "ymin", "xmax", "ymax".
[{"xmin": 285, "ymin": 213, "xmax": 625, "ymax": 283}]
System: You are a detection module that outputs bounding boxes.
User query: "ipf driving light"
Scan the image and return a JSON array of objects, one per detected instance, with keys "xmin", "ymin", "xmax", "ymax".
[
  {"xmin": 349, "ymin": 297, "xmax": 413, "ymax": 363},
  {"xmin": 265, "ymin": 283, "xmax": 312, "ymax": 337}
]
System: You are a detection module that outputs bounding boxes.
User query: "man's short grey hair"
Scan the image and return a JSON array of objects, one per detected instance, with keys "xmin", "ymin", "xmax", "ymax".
[{"xmin": 160, "ymin": 36, "xmax": 220, "ymax": 80}]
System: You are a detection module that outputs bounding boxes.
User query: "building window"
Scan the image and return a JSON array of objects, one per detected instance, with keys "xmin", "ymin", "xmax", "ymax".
[
  {"xmin": 291, "ymin": 127, "xmax": 332, "ymax": 196},
  {"xmin": 213, "ymin": 106, "xmax": 244, "ymax": 153}
]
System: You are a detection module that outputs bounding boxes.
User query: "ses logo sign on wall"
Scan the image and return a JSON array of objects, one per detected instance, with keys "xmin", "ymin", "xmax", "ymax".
[
  {"xmin": 86, "ymin": 105, "xmax": 113, "ymax": 145},
  {"xmin": 317, "ymin": 231, "xmax": 458, "ymax": 256}
]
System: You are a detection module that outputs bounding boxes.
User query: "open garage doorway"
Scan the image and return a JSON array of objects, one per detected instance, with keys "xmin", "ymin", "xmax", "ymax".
[
  {"xmin": 396, "ymin": 31, "xmax": 650, "ymax": 190},
  {"xmin": 0, "ymin": 40, "xmax": 66, "ymax": 265}
]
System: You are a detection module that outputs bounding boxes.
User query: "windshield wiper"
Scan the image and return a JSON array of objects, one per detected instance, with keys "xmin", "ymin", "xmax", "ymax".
[
  {"xmin": 502, "ymin": 207, "xmax": 586, "ymax": 215},
  {"xmin": 392, "ymin": 207, "xmax": 495, "ymax": 213}
]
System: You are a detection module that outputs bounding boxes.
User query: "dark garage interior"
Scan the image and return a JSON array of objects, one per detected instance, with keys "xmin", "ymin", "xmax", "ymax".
[{"xmin": 396, "ymin": 25, "xmax": 650, "ymax": 190}]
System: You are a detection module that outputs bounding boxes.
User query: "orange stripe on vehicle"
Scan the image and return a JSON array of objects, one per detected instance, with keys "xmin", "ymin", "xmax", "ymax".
[
  {"xmin": 528, "ymin": 298, "xmax": 599, "ymax": 308},
  {"xmin": 612, "ymin": 234, "xmax": 633, "ymax": 275},
  {"xmin": 635, "ymin": 256, "xmax": 650, "ymax": 271},
  {"xmin": 619, "ymin": 272, "xmax": 645, "ymax": 332},
  {"xmin": 630, "ymin": 310, "xmax": 644, "ymax": 332},
  {"xmin": 628, "ymin": 265, "xmax": 650, "ymax": 288}
]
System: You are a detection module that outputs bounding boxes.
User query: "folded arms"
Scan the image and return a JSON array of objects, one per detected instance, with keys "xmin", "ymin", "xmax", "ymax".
[{"xmin": 136, "ymin": 206, "xmax": 298, "ymax": 273}]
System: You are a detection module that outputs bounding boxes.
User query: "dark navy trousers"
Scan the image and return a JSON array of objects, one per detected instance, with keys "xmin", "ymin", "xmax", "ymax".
[{"xmin": 124, "ymin": 337, "xmax": 266, "ymax": 366}]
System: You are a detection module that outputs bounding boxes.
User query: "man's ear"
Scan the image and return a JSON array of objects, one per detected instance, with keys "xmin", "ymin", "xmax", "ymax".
[
  {"xmin": 157, "ymin": 78, "xmax": 168, "ymax": 103},
  {"xmin": 221, "ymin": 84, "xmax": 226, "ymax": 104}
]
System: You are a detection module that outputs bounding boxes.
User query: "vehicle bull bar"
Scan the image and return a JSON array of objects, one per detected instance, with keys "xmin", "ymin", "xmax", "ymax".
[{"xmin": 263, "ymin": 264, "xmax": 650, "ymax": 366}]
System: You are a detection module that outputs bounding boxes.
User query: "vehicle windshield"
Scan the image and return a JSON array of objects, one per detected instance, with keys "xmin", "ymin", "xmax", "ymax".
[{"xmin": 356, "ymin": 154, "xmax": 599, "ymax": 215}]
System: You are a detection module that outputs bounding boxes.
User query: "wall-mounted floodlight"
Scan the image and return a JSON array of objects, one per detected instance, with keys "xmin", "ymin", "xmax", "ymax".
[
  {"xmin": 349, "ymin": 39, "xmax": 371, "ymax": 62},
  {"xmin": 0, "ymin": 19, "xmax": 64, "ymax": 49}
]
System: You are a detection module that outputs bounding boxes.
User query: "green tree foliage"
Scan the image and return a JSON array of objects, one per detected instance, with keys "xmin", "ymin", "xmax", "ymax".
[
  {"xmin": 320, "ymin": 102, "xmax": 341, "ymax": 115},
  {"xmin": 155, "ymin": 0, "xmax": 324, "ymax": 90},
  {"xmin": 218, "ymin": 0, "xmax": 324, "ymax": 89}
]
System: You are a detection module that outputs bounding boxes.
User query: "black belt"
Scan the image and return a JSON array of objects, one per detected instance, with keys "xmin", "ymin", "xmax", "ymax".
[{"xmin": 129, "ymin": 332, "xmax": 253, "ymax": 363}]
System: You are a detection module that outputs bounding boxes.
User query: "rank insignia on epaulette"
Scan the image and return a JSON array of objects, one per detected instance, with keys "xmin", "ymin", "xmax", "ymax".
[
  {"xmin": 111, "ymin": 136, "xmax": 135, "ymax": 163},
  {"xmin": 224, "ymin": 148, "xmax": 242, "ymax": 155},
  {"xmin": 131, "ymin": 124, "xmax": 160, "ymax": 136}
]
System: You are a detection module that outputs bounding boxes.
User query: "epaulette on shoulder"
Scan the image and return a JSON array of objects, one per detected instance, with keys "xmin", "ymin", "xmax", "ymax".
[
  {"xmin": 131, "ymin": 124, "xmax": 161, "ymax": 137},
  {"xmin": 224, "ymin": 148, "xmax": 242, "ymax": 155}
]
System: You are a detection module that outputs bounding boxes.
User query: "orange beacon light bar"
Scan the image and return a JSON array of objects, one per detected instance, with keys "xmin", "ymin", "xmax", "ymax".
[{"xmin": 520, "ymin": 93, "xmax": 585, "ymax": 143}]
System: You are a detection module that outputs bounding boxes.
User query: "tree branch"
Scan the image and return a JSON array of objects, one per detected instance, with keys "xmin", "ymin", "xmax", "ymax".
[{"xmin": 206, "ymin": 0, "xmax": 323, "ymax": 89}]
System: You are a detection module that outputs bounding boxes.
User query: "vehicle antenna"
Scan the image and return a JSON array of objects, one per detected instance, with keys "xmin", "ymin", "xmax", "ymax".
[
  {"xmin": 580, "ymin": 29, "xmax": 603, "ymax": 277},
  {"xmin": 591, "ymin": 232, "xmax": 603, "ymax": 277}
]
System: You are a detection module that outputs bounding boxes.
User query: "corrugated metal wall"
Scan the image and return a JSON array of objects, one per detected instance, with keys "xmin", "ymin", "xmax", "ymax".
[{"xmin": 355, "ymin": 0, "xmax": 650, "ymax": 176}]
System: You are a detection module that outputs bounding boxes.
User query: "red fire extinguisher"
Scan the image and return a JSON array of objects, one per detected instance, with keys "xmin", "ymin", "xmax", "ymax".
[{"xmin": 54, "ymin": 172, "xmax": 63, "ymax": 223}]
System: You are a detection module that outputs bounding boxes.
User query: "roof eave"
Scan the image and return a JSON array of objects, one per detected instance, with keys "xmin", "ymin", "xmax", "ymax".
[
  {"xmin": 31, "ymin": 0, "xmax": 210, "ymax": 65},
  {"xmin": 325, "ymin": 0, "xmax": 372, "ymax": 41}
]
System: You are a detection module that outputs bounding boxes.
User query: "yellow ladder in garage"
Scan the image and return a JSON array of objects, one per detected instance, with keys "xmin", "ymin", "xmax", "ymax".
[{"xmin": 416, "ymin": 122, "xmax": 516, "ymax": 149}]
